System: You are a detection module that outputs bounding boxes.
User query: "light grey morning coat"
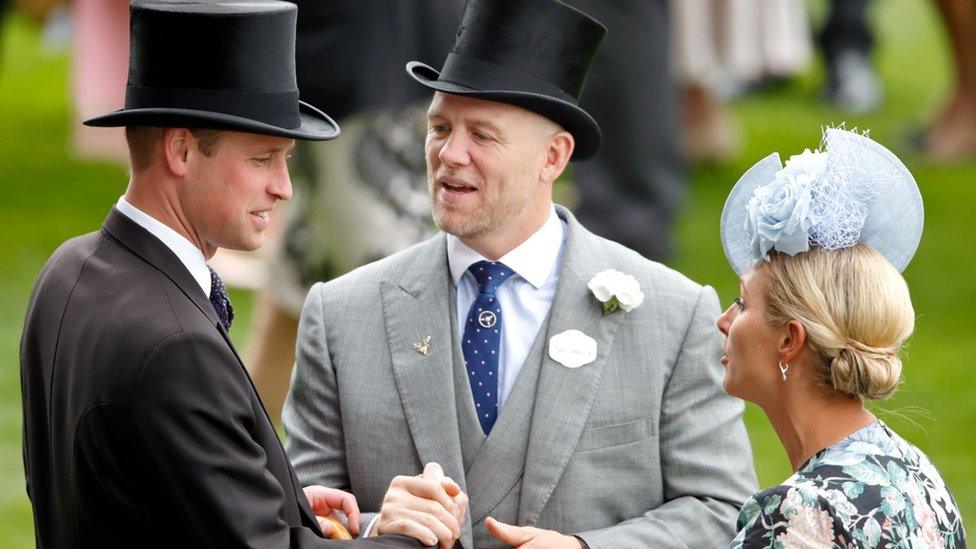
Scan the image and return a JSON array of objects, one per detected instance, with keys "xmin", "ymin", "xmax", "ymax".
[{"xmin": 284, "ymin": 206, "xmax": 758, "ymax": 548}]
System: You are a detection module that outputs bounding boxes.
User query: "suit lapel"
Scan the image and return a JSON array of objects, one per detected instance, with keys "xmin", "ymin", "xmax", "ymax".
[
  {"xmin": 518, "ymin": 207, "xmax": 627, "ymax": 525},
  {"xmin": 380, "ymin": 236, "xmax": 472, "ymax": 547},
  {"xmin": 101, "ymin": 208, "xmax": 220, "ymax": 327}
]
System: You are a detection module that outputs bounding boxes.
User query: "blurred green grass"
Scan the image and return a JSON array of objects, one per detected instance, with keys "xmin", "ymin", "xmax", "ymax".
[{"xmin": 0, "ymin": 0, "xmax": 971, "ymax": 545}]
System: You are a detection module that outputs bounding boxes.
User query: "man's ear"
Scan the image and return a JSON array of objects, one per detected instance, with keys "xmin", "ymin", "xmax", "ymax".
[
  {"xmin": 162, "ymin": 128, "xmax": 192, "ymax": 177},
  {"xmin": 779, "ymin": 319, "xmax": 807, "ymax": 365},
  {"xmin": 540, "ymin": 130, "xmax": 574, "ymax": 184}
]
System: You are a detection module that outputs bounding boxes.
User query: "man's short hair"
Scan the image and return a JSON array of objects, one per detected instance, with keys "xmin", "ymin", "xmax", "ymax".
[{"xmin": 125, "ymin": 127, "xmax": 224, "ymax": 172}]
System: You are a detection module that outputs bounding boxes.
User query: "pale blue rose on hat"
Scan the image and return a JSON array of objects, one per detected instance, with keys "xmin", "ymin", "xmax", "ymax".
[
  {"xmin": 744, "ymin": 149, "xmax": 826, "ymax": 260},
  {"xmin": 721, "ymin": 127, "xmax": 924, "ymax": 276}
]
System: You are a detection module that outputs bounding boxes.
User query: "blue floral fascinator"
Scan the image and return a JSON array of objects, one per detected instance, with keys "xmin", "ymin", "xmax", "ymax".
[{"xmin": 720, "ymin": 127, "xmax": 924, "ymax": 275}]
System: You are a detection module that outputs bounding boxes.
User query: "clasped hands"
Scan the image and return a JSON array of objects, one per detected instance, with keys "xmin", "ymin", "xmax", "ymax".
[
  {"xmin": 371, "ymin": 462, "xmax": 467, "ymax": 547},
  {"xmin": 371, "ymin": 462, "xmax": 581, "ymax": 548},
  {"xmin": 305, "ymin": 462, "xmax": 580, "ymax": 548},
  {"xmin": 300, "ymin": 463, "xmax": 459, "ymax": 542}
]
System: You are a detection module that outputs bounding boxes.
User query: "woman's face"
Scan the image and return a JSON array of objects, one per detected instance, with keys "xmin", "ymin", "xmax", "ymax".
[{"xmin": 716, "ymin": 268, "xmax": 785, "ymax": 406}]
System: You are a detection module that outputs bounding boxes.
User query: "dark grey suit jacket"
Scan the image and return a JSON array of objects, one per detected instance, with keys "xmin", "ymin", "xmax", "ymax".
[{"xmin": 20, "ymin": 208, "xmax": 420, "ymax": 549}]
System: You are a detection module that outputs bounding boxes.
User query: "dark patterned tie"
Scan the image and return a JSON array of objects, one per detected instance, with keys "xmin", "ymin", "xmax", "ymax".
[
  {"xmin": 208, "ymin": 265, "xmax": 234, "ymax": 331},
  {"xmin": 462, "ymin": 260, "xmax": 515, "ymax": 435}
]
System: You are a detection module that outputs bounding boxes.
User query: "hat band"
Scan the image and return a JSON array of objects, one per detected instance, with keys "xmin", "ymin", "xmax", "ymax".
[
  {"xmin": 437, "ymin": 53, "xmax": 578, "ymax": 105},
  {"xmin": 124, "ymin": 85, "xmax": 301, "ymax": 129}
]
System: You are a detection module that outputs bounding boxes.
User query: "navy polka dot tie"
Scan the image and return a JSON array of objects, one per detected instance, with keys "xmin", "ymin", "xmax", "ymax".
[
  {"xmin": 208, "ymin": 265, "xmax": 234, "ymax": 331},
  {"xmin": 462, "ymin": 260, "xmax": 515, "ymax": 435}
]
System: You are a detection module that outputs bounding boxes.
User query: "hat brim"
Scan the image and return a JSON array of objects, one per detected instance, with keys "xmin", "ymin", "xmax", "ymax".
[
  {"xmin": 720, "ymin": 153, "xmax": 784, "ymax": 276},
  {"xmin": 407, "ymin": 61, "xmax": 601, "ymax": 160},
  {"xmin": 825, "ymin": 129, "xmax": 924, "ymax": 271},
  {"xmin": 83, "ymin": 100, "xmax": 339, "ymax": 141},
  {"xmin": 720, "ymin": 129, "xmax": 924, "ymax": 275}
]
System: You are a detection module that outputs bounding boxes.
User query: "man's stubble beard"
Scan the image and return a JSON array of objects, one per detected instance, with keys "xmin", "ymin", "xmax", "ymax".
[
  {"xmin": 431, "ymin": 199, "xmax": 495, "ymax": 239},
  {"xmin": 428, "ymin": 171, "xmax": 533, "ymax": 240}
]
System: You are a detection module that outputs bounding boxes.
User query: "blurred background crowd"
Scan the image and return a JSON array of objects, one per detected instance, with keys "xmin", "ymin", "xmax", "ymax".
[{"xmin": 1, "ymin": 0, "xmax": 973, "ymax": 545}]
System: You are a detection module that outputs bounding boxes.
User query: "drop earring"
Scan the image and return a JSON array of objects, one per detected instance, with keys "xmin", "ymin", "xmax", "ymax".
[{"xmin": 778, "ymin": 361, "xmax": 789, "ymax": 382}]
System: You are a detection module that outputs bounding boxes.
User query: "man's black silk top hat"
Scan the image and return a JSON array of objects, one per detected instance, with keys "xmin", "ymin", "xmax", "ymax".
[
  {"xmin": 84, "ymin": 0, "xmax": 338, "ymax": 141},
  {"xmin": 407, "ymin": 0, "xmax": 606, "ymax": 160}
]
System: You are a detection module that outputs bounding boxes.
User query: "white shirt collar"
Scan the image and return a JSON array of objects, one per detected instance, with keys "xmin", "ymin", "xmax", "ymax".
[
  {"xmin": 447, "ymin": 205, "xmax": 564, "ymax": 289},
  {"xmin": 115, "ymin": 196, "xmax": 212, "ymax": 297}
]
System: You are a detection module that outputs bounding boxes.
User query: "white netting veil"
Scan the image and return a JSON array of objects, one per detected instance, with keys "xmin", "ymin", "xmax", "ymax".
[
  {"xmin": 721, "ymin": 127, "xmax": 924, "ymax": 275},
  {"xmin": 808, "ymin": 129, "xmax": 877, "ymax": 251}
]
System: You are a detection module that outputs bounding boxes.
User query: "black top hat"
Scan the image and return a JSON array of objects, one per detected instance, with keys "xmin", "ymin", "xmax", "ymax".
[
  {"xmin": 407, "ymin": 0, "xmax": 606, "ymax": 160},
  {"xmin": 84, "ymin": 1, "xmax": 338, "ymax": 141}
]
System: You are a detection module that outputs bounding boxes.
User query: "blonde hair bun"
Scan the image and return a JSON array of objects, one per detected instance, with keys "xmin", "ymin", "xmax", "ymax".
[
  {"xmin": 759, "ymin": 243, "xmax": 914, "ymax": 401},
  {"xmin": 829, "ymin": 342, "xmax": 902, "ymax": 400}
]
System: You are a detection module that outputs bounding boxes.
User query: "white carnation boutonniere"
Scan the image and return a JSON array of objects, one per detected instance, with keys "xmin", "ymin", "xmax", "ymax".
[{"xmin": 588, "ymin": 269, "xmax": 644, "ymax": 315}]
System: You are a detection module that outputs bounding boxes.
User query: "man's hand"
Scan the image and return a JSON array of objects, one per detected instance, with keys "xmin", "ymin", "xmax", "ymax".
[
  {"xmin": 421, "ymin": 462, "xmax": 468, "ymax": 533},
  {"xmin": 303, "ymin": 485, "xmax": 360, "ymax": 537},
  {"xmin": 374, "ymin": 462, "xmax": 468, "ymax": 547},
  {"xmin": 486, "ymin": 517, "xmax": 582, "ymax": 548}
]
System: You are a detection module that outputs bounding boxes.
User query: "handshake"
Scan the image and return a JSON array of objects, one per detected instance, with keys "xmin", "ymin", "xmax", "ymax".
[{"xmin": 305, "ymin": 463, "xmax": 582, "ymax": 548}]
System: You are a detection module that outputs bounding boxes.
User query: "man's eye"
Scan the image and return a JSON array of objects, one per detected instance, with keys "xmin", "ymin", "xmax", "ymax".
[
  {"xmin": 734, "ymin": 297, "xmax": 745, "ymax": 311},
  {"xmin": 473, "ymin": 132, "xmax": 492, "ymax": 142},
  {"xmin": 252, "ymin": 156, "xmax": 272, "ymax": 165},
  {"xmin": 430, "ymin": 125, "xmax": 448, "ymax": 134}
]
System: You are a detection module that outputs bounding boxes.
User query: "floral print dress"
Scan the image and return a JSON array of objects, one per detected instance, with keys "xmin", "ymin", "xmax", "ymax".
[{"xmin": 731, "ymin": 421, "xmax": 966, "ymax": 548}]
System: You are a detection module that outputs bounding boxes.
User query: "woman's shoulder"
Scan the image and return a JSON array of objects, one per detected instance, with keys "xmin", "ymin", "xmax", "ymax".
[
  {"xmin": 732, "ymin": 481, "xmax": 849, "ymax": 548},
  {"xmin": 732, "ymin": 422, "xmax": 966, "ymax": 548}
]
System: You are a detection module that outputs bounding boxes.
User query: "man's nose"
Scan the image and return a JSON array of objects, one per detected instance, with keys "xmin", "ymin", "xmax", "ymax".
[
  {"xmin": 438, "ymin": 131, "xmax": 471, "ymax": 167},
  {"xmin": 271, "ymin": 163, "xmax": 293, "ymax": 201}
]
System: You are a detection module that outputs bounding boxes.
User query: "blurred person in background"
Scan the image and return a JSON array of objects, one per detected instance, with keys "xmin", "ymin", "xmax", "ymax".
[
  {"xmin": 719, "ymin": 128, "xmax": 965, "ymax": 547},
  {"xmin": 672, "ymin": 0, "xmax": 741, "ymax": 164},
  {"xmin": 720, "ymin": 0, "xmax": 813, "ymax": 94},
  {"xmin": 3, "ymin": 0, "xmax": 70, "ymax": 67},
  {"xmin": 562, "ymin": 0, "xmax": 683, "ymax": 260},
  {"xmin": 917, "ymin": 0, "xmax": 976, "ymax": 161},
  {"xmin": 72, "ymin": 0, "xmax": 129, "ymax": 161},
  {"xmin": 242, "ymin": 0, "xmax": 463, "ymax": 423},
  {"xmin": 671, "ymin": 0, "xmax": 812, "ymax": 163},
  {"xmin": 818, "ymin": 0, "xmax": 882, "ymax": 113},
  {"xmin": 3, "ymin": 0, "xmax": 131, "ymax": 160},
  {"xmin": 14, "ymin": 0, "xmax": 134, "ymax": 161}
]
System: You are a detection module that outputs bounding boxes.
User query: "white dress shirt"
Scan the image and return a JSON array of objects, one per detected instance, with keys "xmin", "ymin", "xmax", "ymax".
[
  {"xmin": 448, "ymin": 205, "xmax": 566, "ymax": 409},
  {"xmin": 115, "ymin": 196, "xmax": 212, "ymax": 297}
]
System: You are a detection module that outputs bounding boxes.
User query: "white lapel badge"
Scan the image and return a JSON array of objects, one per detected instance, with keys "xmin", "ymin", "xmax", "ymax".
[
  {"xmin": 413, "ymin": 335, "xmax": 431, "ymax": 356},
  {"xmin": 548, "ymin": 329, "xmax": 597, "ymax": 369}
]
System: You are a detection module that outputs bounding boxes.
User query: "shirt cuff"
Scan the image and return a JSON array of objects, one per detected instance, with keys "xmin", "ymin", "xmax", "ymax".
[{"xmin": 363, "ymin": 515, "xmax": 382, "ymax": 538}]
